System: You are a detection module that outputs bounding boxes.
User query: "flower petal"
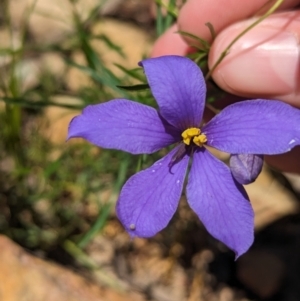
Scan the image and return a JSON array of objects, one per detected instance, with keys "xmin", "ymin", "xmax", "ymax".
[
  {"xmin": 230, "ymin": 154, "xmax": 264, "ymax": 185},
  {"xmin": 186, "ymin": 148, "xmax": 254, "ymax": 258},
  {"xmin": 116, "ymin": 146, "xmax": 189, "ymax": 237},
  {"xmin": 68, "ymin": 99, "xmax": 180, "ymax": 154},
  {"xmin": 140, "ymin": 56, "xmax": 206, "ymax": 130},
  {"xmin": 203, "ymin": 99, "xmax": 300, "ymax": 154}
]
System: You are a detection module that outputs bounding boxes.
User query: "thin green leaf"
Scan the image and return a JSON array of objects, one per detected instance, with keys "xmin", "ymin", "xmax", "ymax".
[
  {"xmin": 0, "ymin": 48, "xmax": 19, "ymax": 55},
  {"xmin": 44, "ymin": 159, "xmax": 62, "ymax": 179},
  {"xmin": 76, "ymin": 156, "xmax": 131, "ymax": 249},
  {"xmin": 65, "ymin": 59, "xmax": 130, "ymax": 97},
  {"xmin": 177, "ymin": 30, "xmax": 210, "ymax": 51},
  {"xmin": 63, "ymin": 240, "xmax": 98, "ymax": 269},
  {"xmin": 205, "ymin": 22, "xmax": 216, "ymax": 40},
  {"xmin": 1, "ymin": 96, "xmax": 83, "ymax": 110},
  {"xmin": 114, "ymin": 64, "xmax": 145, "ymax": 82},
  {"xmin": 93, "ymin": 34, "xmax": 126, "ymax": 58},
  {"xmin": 194, "ymin": 52, "xmax": 208, "ymax": 64},
  {"xmin": 164, "ymin": 0, "xmax": 177, "ymax": 29},
  {"xmin": 117, "ymin": 84, "xmax": 150, "ymax": 91},
  {"xmin": 77, "ymin": 202, "xmax": 112, "ymax": 249},
  {"xmin": 156, "ymin": 3, "xmax": 164, "ymax": 37}
]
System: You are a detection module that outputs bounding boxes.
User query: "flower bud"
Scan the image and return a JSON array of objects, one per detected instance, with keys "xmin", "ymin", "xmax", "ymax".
[{"xmin": 230, "ymin": 154, "xmax": 263, "ymax": 185}]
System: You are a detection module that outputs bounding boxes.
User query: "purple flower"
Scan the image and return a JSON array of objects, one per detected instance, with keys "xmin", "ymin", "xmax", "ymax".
[
  {"xmin": 68, "ymin": 55, "xmax": 300, "ymax": 258},
  {"xmin": 229, "ymin": 154, "xmax": 264, "ymax": 185}
]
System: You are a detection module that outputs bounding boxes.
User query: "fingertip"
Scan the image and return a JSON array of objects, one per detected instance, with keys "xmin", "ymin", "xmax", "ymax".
[
  {"xmin": 208, "ymin": 11, "xmax": 300, "ymax": 107},
  {"xmin": 150, "ymin": 24, "xmax": 193, "ymax": 57},
  {"xmin": 178, "ymin": 0, "xmax": 300, "ymax": 46},
  {"xmin": 178, "ymin": 0, "xmax": 261, "ymax": 45}
]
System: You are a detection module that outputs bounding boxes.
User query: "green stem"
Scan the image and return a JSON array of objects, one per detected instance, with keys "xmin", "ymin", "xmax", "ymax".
[
  {"xmin": 205, "ymin": 0, "xmax": 284, "ymax": 81},
  {"xmin": 164, "ymin": 0, "xmax": 177, "ymax": 29},
  {"xmin": 156, "ymin": 3, "xmax": 164, "ymax": 37},
  {"xmin": 77, "ymin": 158, "xmax": 130, "ymax": 249},
  {"xmin": 155, "ymin": 0, "xmax": 178, "ymax": 18},
  {"xmin": 77, "ymin": 202, "xmax": 112, "ymax": 249}
]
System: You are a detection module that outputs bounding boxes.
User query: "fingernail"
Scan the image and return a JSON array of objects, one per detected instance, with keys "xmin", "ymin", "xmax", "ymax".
[{"xmin": 209, "ymin": 17, "xmax": 300, "ymax": 97}]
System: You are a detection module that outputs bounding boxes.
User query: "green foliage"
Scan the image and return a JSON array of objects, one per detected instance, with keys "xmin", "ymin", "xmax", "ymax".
[
  {"xmin": 0, "ymin": 0, "xmax": 139, "ymax": 261},
  {"xmin": 155, "ymin": 0, "xmax": 177, "ymax": 36},
  {"xmin": 0, "ymin": 0, "xmax": 170, "ymax": 266}
]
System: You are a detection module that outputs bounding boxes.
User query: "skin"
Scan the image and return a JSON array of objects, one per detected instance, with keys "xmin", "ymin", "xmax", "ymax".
[{"xmin": 151, "ymin": 0, "xmax": 300, "ymax": 173}]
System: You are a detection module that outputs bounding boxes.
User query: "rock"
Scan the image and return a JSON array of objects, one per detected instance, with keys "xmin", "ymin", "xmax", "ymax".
[
  {"xmin": 8, "ymin": 0, "xmax": 150, "ymax": 45},
  {"xmin": 103, "ymin": 0, "xmax": 154, "ymax": 29},
  {"xmin": 0, "ymin": 235, "xmax": 145, "ymax": 301},
  {"xmin": 245, "ymin": 167, "xmax": 299, "ymax": 229},
  {"xmin": 283, "ymin": 172, "xmax": 300, "ymax": 194},
  {"xmin": 91, "ymin": 19, "xmax": 151, "ymax": 74},
  {"xmin": 41, "ymin": 95, "xmax": 82, "ymax": 145},
  {"xmin": 99, "ymin": 0, "xmax": 123, "ymax": 15},
  {"xmin": 15, "ymin": 58, "xmax": 40, "ymax": 92},
  {"xmin": 9, "ymin": 0, "xmax": 100, "ymax": 44},
  {"xmin": 40, "ymin": 52, "xmax": 66, "ymax": 79},
  {"xmin": 65, "ymin": 52, "xmax": 92, "ymax": 93}
]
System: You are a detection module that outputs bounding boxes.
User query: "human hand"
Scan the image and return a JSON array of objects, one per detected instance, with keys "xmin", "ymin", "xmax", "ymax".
[{"xmin": 151, "ymin": 0, "xmax": 300, "ymax": 173}]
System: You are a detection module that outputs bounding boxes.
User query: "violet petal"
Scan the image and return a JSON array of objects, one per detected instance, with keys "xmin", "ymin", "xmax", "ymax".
[
  {"xmin": 203, "ymin": 99, "xmax": 300, "ymax": 154},
  {"xmin": 116, "ymin": 146, "xmax": 189, "ymax": 237},
  {"xmin": 230, "ymin": 154, "xmax": 264, "ymax": 185},
  {"xmin": 140, "ymin": 56, "xmax": 206, "ymax": 130},
  {"xmin": 186, "ymin": 148, "xmax": 254, "ymax": 258},
  {"xmin": 67, "ymin": 99, "xmax": 180, "ymax": 154}
]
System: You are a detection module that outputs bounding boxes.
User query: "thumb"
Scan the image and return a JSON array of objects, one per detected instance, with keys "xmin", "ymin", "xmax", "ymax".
[{"xmin": 209, "ymin": 11, "xmax": 300, "ymax": 108}]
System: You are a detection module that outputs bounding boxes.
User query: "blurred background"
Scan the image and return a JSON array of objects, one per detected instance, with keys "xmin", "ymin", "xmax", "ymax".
[{"xmin": 1, "ymin": 0, "xmax": 300, "ymax": 300}]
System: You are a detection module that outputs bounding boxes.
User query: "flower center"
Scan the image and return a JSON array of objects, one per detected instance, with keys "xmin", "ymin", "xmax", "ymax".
[{"xmin": 181, "ymin": 127, "xmax": 207, "ymax": 147}]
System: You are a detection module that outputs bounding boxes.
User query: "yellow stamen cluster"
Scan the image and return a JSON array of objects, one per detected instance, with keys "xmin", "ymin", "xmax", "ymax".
[{"xmin": 181, "ymin": 127, "xmax": 207, "ymax": 147}]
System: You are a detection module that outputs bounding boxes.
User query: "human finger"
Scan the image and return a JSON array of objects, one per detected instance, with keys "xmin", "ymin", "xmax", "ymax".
[
  {"xmin": 265, "ymin": 146, "xmax": 300, "ymax": 173},
  {"xmin": 178, "ymin": 0, "xmax": 300, "ymax": 45},
  {"xmin": 208, "ymin": 11, "xmax": 300, "ymax": 107},
  {"xmin": 151, "ymin": 24, "xmax": 194, "ymax": 57},
  {"xmin": 151, "ymin": 0, "xmax": 300, "ymax": 60}
]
